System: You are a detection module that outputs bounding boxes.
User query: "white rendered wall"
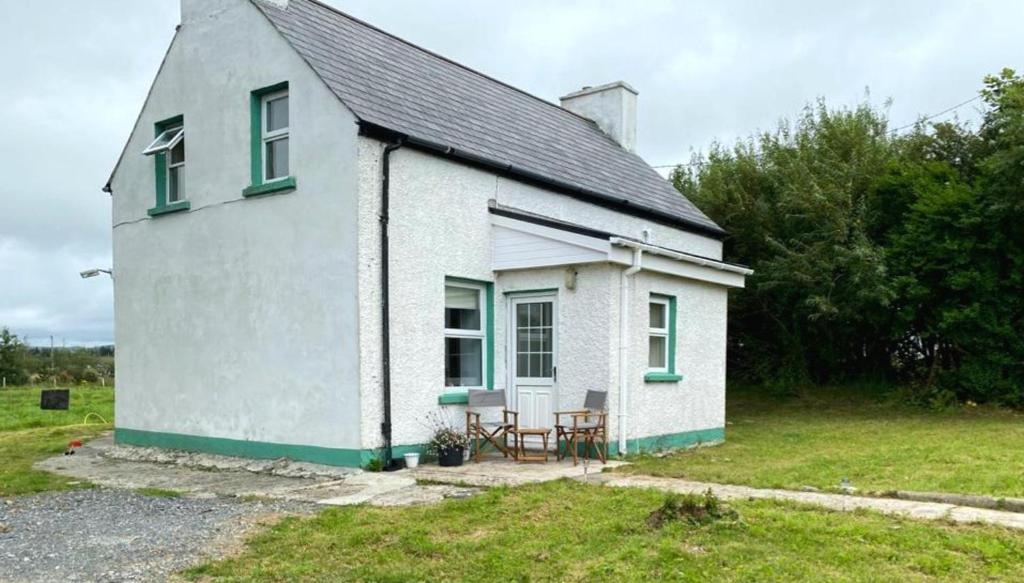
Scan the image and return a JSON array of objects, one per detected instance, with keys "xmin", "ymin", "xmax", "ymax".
[
  {"xmin": 110, "ymin": 0, "xmax": 363, "ymax": 450},
  {"xmin": 357, "ymin": 141, "xmax": 728, "ymax": 450},
  {"xmin": 626, "ymin": 272, "xmax": 728, "ymax": 446}
]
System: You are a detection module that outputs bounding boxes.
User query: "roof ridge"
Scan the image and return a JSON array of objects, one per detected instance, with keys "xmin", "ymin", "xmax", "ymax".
[{"xmin": 294, "ymin": 0, "xmax": 598, "ymax": 126}]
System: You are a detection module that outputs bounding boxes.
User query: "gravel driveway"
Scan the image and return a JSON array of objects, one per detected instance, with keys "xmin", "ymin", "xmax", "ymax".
[{"xmin": 0, "ymin": 489, "xmax": 315, "ymax": 582}]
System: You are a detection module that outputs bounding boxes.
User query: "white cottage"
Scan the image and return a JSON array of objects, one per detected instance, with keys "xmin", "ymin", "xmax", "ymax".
[{"xmin": 105, "ymin": 0, "xmax": 750, "ymax": 467}]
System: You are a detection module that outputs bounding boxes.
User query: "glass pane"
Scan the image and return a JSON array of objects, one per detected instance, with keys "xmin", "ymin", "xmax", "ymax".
[
  {"xmin": 528, "ymin": 303, "xmax": 541, "ymax": 326},
  {"xmin": 144, "ymin": 126, "xmax": 182, "ymax": 154},
  {"xmin": 529, "ymin": 353, "xmax": 540, "ymax": 377},
  {"xmin": 168, "ymin": 166, "xmax": 182, "ymax": 203},
  {"xmin": 267, "ymin": 96, "xmax": 289, "ymax": 132},
  {"xmin": 541, "ymin": 354, "xmax": 552, "ymax": 377},
  {"xmin": 517, "ymin": 331, "xmax": 528, "ymax": 354},
  {"xmin": 540, "ymin": 328, "xmax": 552, "ymax": 352},
  {"xmin": 169, "ymin": 138, "xmax": 185, "ymax": 165},
  {"xmin": 266, "ymin": 137, "xmax": 289, "ymax": 180},
  {"xmin": 516, "ymin": 304, "xmax": 529, "ymax": 327},
  {"xmin": 648, "ymin": 336, "xmax": 667, "ymax": 369},
  {"xmin": 650, "ymin": 302, "xmax": 666, "ymax": 329},
  {"xmin": 542, "ymin": 302, "xmax": 552, "ymax": 326},
  {"xmin": 517, "ymin": 354, "xmax": 528, "ymax": 377},
  {"xmin": 445, "ymin": 337, "xmax": 482, "ymax": 387},
  {"xmin": 445, "ymin": 286, "xmax": 480, "ymax": 330},
  {"xmin": 528, "ymin": 329, "xmax": 542, "ymax": 352}
]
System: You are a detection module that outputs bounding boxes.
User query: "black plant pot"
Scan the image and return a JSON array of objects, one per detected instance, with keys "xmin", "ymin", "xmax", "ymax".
[{"xmin": 438, "ymin": 447, "xmax": 465, "ymax": 467}]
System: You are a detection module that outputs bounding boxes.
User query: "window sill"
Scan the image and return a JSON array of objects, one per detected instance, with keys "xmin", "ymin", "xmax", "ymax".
[
  {"xmin": 645, "ymin": 372, "xmax": 683, "ymax": 383},
  {"xmin": 243, "ymin": 176, "xmax": 297, "ymax": 197},
  {"xmin": 147, "ymin": 201, "xmax": 191, "ymax": 217},
  {"xmin": 438, "ymin": 392, "xmax": 469, "ymax": 405}
]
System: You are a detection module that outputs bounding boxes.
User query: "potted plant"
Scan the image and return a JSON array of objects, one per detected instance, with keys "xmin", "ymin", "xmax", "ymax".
[{"xmin": 425, "ymin": 411, "xmax": 469, "ymax": 467}]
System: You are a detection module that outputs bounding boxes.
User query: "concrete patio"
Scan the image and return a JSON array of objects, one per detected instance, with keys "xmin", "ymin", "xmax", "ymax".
[{"xmin": 412, "ymin": 456, "xmax": 627, "ymax": 487}]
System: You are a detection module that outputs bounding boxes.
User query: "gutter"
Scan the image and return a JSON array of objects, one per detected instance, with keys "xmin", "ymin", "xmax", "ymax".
[
  {"xmin": 618, "ymin": 247, "xmax": 643, "ymax": 456},
  {"xmin": 609, "ymin": 237, "xmax": 753, "ymax": 276},
  {"xmin": 380, "ymin": 138, "xmax": 405, "ymax": 470}
]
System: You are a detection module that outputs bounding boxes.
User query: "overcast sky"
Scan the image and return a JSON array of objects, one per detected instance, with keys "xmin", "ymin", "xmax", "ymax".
[{"xmin": 0, "ymin": 0, "xmax": 1018, "ymax": 346}]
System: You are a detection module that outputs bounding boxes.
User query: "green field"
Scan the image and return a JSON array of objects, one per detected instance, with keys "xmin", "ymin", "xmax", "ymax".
[
  {"xmin": 0, "ymin": 385, "xmax": 114, "ymax": 496},
  {"xmin": 619, "ymin": 386, "xmax": 1024, "ymax": 497},
  {"xmin": 186, "ymin": 479, "xmax": 1024, "ymax": 582}
]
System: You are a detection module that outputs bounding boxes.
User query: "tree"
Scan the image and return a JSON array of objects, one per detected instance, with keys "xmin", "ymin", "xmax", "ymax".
[
  {"xmin": 0, "ymin": 327, "xmax": 29, "ymax": 385},
  {"xmin": 673, "ymin": 70, "xmax": 1024, "ymax": 404},
  {"xmin": 673, "ymin": 100, "xmax": 896, "ymax": 386}
]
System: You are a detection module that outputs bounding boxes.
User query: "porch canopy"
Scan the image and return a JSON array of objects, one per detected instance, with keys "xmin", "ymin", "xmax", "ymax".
[{"xmin": 489, "ymin": 204, "xmax": 751, "ymax": 287}]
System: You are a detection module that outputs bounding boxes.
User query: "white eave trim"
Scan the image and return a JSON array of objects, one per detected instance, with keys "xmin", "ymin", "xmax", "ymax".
[
  {"xmin": 609, "ymin": 237, "xmax": 753, "ymax": 276},
  {"xmin": 489, "ymin": 213, "xmax": 751, "ymax": 288}
]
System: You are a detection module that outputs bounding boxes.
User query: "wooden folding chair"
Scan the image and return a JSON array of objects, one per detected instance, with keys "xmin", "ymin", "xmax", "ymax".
[
  {"xmin": 465, "ymin": 389, "xmax": 519, "ymax": 462},
  {"xmin": 554, "ymin": 390, "xmax": 608, "ymax": 466}
]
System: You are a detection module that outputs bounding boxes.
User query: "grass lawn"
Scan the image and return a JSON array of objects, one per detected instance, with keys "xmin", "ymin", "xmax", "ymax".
[
  {"xmin": 0, "ymin": 385, "xmax": 114, "ymax": 496},
  {"xmin": 619, "ymin": 386, "xmax": 1024, "ymax": 498},
  {"xmin": 186, "ymin": 479, "xmax": 1024, "ymax": 582}
]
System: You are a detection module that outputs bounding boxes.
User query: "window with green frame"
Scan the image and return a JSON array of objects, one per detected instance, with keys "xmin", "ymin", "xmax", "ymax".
[
  {"xmin": 243, "ymin": 81, "xmax": 297, "ymax": 197},
  {"xmin": 645, "ymin": 294, "xmax": 683, "ymax": 382},
  {"xmin": 144, "ymin": 115, "xmax": 190, "ymax": 217},
  {"xmin": 439, "ymin": 278, "xmax": 495, "ymax": 405}
]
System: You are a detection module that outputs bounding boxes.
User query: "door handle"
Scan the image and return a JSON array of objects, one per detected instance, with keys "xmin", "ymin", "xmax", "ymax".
[{"xmin": 553, "ymin": 366, "xmax": 557, "ymax": 382}]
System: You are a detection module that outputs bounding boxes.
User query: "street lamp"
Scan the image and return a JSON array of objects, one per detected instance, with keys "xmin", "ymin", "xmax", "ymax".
[{"xmin": 80, "ymin": 268, "xmax": 113, "ymax": 279}]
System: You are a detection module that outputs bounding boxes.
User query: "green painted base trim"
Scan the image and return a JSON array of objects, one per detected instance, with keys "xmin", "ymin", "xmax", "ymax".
[
  {"xmin": 114, "ymin": 426, "xmax": 722, "ymax": 469},
  {"xmin": 438, "ymin": 392, "xmax": 469, "ymax": 405},
  {"xmin": 115, "ymin": 427, "xmax": 363, "ymax": 467},
  {"xmin": 243, "ymin": 176, "xmax": 297, "ymax": 197},
  {"xmin": 361, "ymin": 443, "xmax": 431, "ymax": 466},
  {"xmin": 644, "ymin": 372, "xmax": 684, "ymax": 383},
  {"xmin": 553, "ymin": 427, "xmax": 725, "ymax": 460},
  {"xmin": 613, "ymin": 426, "xmax": 725, "ymax": 456},
  {"xmin": 147, "ymin": 201, "xmax": 191, "ymax": 217}
]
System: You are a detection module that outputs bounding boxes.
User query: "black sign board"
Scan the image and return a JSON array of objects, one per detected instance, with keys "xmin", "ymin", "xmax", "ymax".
[{"xmin": 40, "ymin": 389, "xmax": 70, "ymax": 410}]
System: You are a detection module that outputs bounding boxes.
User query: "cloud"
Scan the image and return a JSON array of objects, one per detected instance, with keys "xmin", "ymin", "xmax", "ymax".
[{"xmin": 0, "ymin": 0, "xmax": 1019, "ymax": 344}]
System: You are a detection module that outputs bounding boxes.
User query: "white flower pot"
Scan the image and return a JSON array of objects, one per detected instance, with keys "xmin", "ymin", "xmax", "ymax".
[{"xmin": 403, "ymin": 452, "xmax": 420, "ymax": 469}]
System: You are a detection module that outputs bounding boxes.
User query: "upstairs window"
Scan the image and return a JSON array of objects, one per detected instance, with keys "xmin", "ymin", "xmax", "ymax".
[
  {"xmin": 262, "ymin": 90, "xmax": 289, "ymax": 182},
  {"xmin": 244, "ymin": 82, "xmax": 296, "ymax": 198},
  {"xmin": 143, "ymin": 116, "xmax": 190, "ymax": 216},
  {"xmin": 167, "ymin": 133, "xmax": 186, "ymax": 203}
]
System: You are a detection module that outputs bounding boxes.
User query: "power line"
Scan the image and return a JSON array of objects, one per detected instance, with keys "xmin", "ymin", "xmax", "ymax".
[
  {"xmin": 888, "ymin": 94, "xmax": 982, "ymax": 133},
  {"xmin": 651, "ymin": 94, "xmax": 984, "ymax": 171}
]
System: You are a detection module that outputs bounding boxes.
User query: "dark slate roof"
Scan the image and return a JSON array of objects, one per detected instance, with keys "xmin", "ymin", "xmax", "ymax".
[{"xmin": 254, "ymin": 0, "xmax": 724, "ymax": 236}]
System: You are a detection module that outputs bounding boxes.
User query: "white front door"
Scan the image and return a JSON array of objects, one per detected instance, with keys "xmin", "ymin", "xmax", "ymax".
[{"xmin": 510, "ymin": 294, "xmax": 558, "ymax": 440}]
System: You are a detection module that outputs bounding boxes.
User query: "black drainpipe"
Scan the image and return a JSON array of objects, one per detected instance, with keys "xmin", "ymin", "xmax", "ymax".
[{"xmin": 380, "ymin": 138, "xmax": 405, "ymax": 471}]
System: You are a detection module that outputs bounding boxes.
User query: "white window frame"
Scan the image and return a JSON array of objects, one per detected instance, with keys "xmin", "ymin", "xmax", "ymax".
[
  {"xmin": 444, "ymin": 281, "xmax": 487, "ymax": 391},
  {"xmin": 261, "ymin": 89, "xmax": 289, "ymax": 183},
  {"xmin": 142, "ymin": 126, "xmax": 183, "ymax": 156},
  {"xmin": 648, "ymin": 296, "xmax": 670, "ymax": 373},
  {"xmin": 166, "ymin": 133, "xmax": 185, "ymax": 203}
]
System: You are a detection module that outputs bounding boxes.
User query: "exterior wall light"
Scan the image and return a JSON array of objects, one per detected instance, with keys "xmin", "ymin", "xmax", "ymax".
[{"xmin": 80, "ymin": 268, "xmax": 113, "ymax": 279}]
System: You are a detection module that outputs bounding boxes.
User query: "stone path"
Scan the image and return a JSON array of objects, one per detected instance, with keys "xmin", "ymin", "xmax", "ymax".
[
  {"xmin": 35, "ymin": 435, "xmax": 478, "ymax": 507},
  {"xmin": 596, "ymin": 474, "xmax": 1024, "ymax": 531}
]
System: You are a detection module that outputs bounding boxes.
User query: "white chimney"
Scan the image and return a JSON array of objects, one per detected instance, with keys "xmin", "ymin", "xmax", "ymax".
[{"xmin": 560, "ymin": 81, "xmax": 638, "ymax": 153}]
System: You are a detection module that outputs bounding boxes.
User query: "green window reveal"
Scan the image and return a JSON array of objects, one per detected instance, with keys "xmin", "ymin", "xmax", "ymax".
[
  {"xmin": 244, "ymin": 81, "xmax": 297, "ymax": 197},
  {"xmin": 144, "ymin": 115, "xmax": 190, "ymax": 217},
  {"xmin": 645, "ymin": 294, "xmax": 682, "ymax": 382}
]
